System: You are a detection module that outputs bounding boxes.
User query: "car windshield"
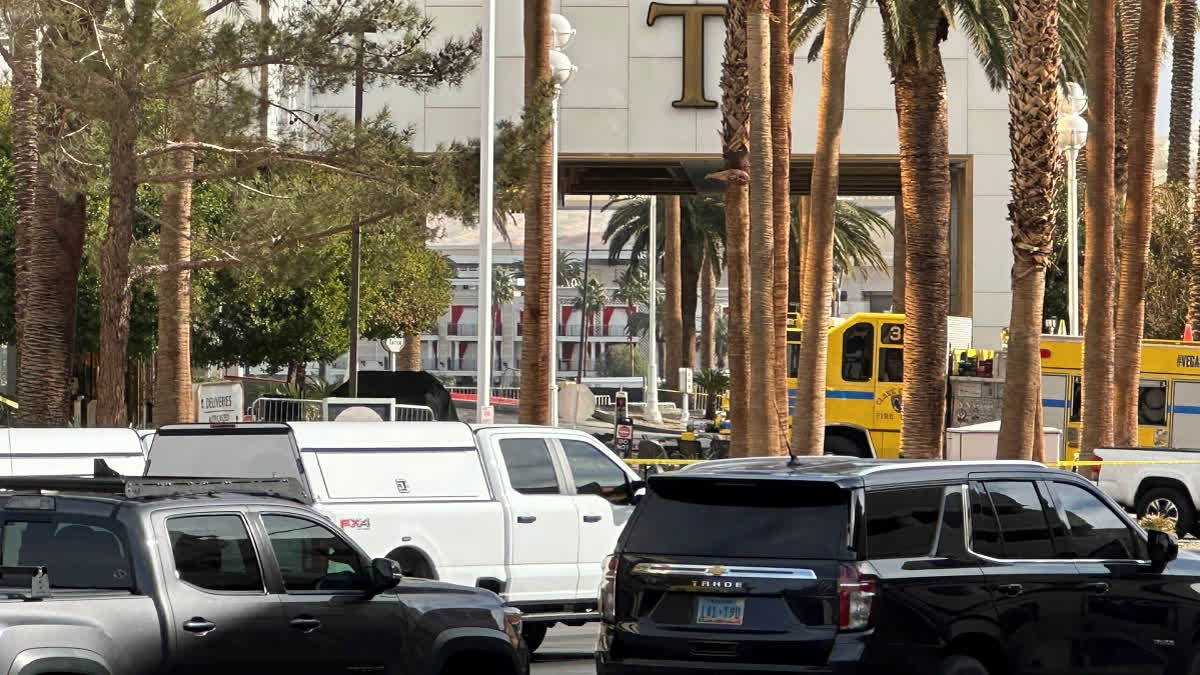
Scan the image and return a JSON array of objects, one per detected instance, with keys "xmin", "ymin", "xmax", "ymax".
[
  {"xmin": 625, "ymin": 478, "xmax": 852, "ymax": 559},
  {"xmin": 0, "ymin": 515, "xmax": 133, "ymax": 590},
  {"xmin": 147, "ymin": 432, "xmax": 302, "ymax": 483}
]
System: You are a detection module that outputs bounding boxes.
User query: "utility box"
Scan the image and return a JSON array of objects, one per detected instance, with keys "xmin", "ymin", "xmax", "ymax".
[{"xmin": 945, "ymin": 420, "xmax": 1064, "ymax": 463}]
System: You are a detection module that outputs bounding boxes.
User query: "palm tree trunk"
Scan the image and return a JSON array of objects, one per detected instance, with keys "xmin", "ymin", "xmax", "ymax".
[
  {"xmin": 718, "ymin": 0, "xmax": 751, "ymax": 457},
  {"xmin": 518, "ymin": 0, "xmax": 553, "ymax": 425},
  {"xmin": 1115, "ymin": 0, "xmax": 1141, "ymax": 195},
  {"xmin": 748, "ymin": 0, "xmax": 779, "ymax": 455},
  {"xmin": 891, "ymin": 193, "xmax": 906, "ymax": 312},
  {"xmin": 1114, "ymin": 0, "xmax": 1166, "ymax": 446},
  {"xmin": 400, "ymin": 331, "xmax": 422, "ymax": 370},
  {"xmin": 997, "ymin": 0, "xmax": 1061, "ymax": 460},
  {"xmin": 770, "ymin": 0, "xmax": 793, "ymax": 442},
  {"xmin": 791, "ymin": 0, "xmax": 850, "ymax": 457},
  {"xmin": 663, "ymin": 195, "xmax": 684, "ymax": 381},
  {"xmin": 701, "ymin": 253, "xmax": 717, "ymax": 369},
  {"xmin": 794, "ymin": 195, "xmax": 810, "ymax": 299},
  {"xmin": 1082, "ymin": 0, "xmax": 1117, "ymax": 463},
  {"xmin": 154, "ymin": 94, "xmax": 196, "ymax": 425},
  {"xmin": 1167, "ymin": 0, "xmax": 1196, "ymax": 184},
  {"xmin": 680, "ymin": 240, "xmax": 700, "ymax": 369},
  {"xmin": 895, "ymin": 55, "xmax": 951, "ymax": 460}
]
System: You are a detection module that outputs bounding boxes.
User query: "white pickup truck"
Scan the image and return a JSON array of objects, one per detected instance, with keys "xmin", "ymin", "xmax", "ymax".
[
  {"xmin": 1094, "ymin": 446, "xmax": 1200, "ymax": 536},
  {"xmin": 145, "ymin": 421, "xmax": 643, "ymax": 651}
]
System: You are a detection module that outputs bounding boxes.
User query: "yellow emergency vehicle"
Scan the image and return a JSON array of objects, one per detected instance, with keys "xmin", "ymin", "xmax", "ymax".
[
  {"xmin": 784, "ymin": 312, "xmax": 1200, "ymax": 458},
  {"xmin": 1038, "ymin": 336, "xmax": 1200, "ymax": 454}
]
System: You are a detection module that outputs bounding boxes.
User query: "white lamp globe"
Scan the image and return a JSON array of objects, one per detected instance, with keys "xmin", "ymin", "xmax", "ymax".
[
  {"xmin": 550, "ymin": 13, "xmax": 576, "ymax": 50},
  {"xmin": 549, "ymin": 49, "xmax": 577, "ymax": 86}
]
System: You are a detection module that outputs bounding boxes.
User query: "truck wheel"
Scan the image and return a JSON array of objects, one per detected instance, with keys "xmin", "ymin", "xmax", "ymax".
[
  {"xmin": 522, "ymin": 623, "xmax": 548, "ymax": 653},
  {"xmin": 1136, "ymin": 487, "xmax": 1195, "ymax": 537},
  {"xmin": 939, "ymin": 655, "xmax": 991, "ymax": 675}
]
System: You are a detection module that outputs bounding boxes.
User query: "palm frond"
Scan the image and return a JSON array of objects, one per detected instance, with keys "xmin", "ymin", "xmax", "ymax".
[{"xmin": 947, "ymin": 0, "xmax": 1011, "ymax": 90}]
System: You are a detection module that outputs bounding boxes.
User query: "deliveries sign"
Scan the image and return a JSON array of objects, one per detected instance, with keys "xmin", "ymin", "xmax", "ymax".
[{"xmin": 195, "ymin": 382, "xmax": 245, "ymax": 423}]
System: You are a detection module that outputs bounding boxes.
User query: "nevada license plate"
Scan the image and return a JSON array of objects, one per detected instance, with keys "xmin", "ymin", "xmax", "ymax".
[{"xmin": 696, "ymin": 597, "xmax": 745, "ymax": 625}]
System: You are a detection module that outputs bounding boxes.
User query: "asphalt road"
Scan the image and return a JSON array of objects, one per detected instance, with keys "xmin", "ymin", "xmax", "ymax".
[{"xmin": 531, "ymin": 625, "xmax": 598, "ymax": 675}]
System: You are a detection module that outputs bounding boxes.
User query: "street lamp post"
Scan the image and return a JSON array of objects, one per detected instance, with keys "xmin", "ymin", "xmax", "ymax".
[
  {"xmin": 1057, "ymin": 82, "xmax": 1088, "ymax": 337},
  {"xmin": 644, "ymin": 196, "xmax": 663, "ymax": 424},
  {"xmin": 347, "ymin": 31, "xmax": 366, "ymax": 396},
  {"xmin": 477, "ymin": 0, "xmax": 497, "ymax": 421},
  {"xmin": 547, "ymin": 14, "xmax": 576, "ymax": 427}
]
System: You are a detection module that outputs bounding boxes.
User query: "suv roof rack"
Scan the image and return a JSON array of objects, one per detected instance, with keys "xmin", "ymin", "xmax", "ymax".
[{"xmin": 0, "ymin": 460, "xmax": 308, "ymax": 504}]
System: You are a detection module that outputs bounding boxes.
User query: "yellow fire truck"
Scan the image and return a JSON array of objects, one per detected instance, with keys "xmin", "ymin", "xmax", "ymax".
[{"xmin": 784, "ymin": 312, "xmax": 1200, "ymax": 458}]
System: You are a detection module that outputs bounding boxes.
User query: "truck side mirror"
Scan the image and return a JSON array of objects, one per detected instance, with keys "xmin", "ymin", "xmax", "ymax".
[
  {"xmin": 625, "ymin": 479, "xmax": 646, "ymax": 505},
  {"xmin": 368, "ymin": 558, "xmax": 402, "ymax": 595}
]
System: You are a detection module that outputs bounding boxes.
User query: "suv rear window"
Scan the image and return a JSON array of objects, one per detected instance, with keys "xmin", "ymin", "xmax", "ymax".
[
  {"xmin": 625, "ymin": 479, "xmax": 851, "ymax": 559},
  {"xmin": 1, "ymin": 516, "xmax": 132, "ymax": 590}
]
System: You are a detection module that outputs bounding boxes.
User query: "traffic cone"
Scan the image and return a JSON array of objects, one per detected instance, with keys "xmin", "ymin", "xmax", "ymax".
[{"xmin": 1186, "ymin": 324, "xmax": 1195, "ymax": 342}]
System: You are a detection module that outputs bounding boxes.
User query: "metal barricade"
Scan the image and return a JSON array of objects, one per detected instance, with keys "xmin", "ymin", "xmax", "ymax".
[
  {"xmin": 248, "ymin": 398, "xmax": 323, "ymax": 422},
  {"xmin": 393, "ymin": 404, "xmax": 436, "ymax": 421}
]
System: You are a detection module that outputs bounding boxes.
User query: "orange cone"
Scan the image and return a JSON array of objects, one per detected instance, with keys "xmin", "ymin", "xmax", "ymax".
[{"xmin": 1186, "ymin": 325, "xmax": 1194, "ymax": 342}]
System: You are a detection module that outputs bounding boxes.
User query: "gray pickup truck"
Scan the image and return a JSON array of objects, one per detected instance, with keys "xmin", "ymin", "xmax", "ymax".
[{"xmin": 0, "ymin": 470, "xmax": 528, "ymax": 675}]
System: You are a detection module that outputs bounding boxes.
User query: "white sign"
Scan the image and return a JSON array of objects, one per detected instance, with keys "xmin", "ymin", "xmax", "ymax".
[
  {"xmin": 195, "ymin": 382, "xmax": 244, "ymax": 423},
  {"xmin": 383, "ymin": 337, "xmax": 406, "ymax": 353},
  {"xmin": 480, "ymin": 405, "xmax": 495, "ymax": 424}
]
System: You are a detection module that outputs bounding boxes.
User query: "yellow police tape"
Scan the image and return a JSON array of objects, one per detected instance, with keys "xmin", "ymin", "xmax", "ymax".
[{"xmin": 623, "ymin": 458, "xmax": 1200, "ymax": 468}]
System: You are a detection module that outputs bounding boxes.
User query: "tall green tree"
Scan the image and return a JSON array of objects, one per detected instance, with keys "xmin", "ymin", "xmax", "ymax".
[{"xmin": 1, "ymin": 0, "xmax": 486, "ymax": 425}]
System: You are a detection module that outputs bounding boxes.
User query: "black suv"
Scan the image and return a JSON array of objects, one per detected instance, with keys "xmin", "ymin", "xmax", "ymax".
[{"xmin": 596, "ymin": 456, "xmax": 1198, "ymax": 675}]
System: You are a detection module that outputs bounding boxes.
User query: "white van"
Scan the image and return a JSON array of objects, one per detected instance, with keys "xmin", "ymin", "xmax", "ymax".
[
  {"xmin": 145, "ymin": 421, "xmax": 644, "ymax": 651},
  {"xmin": 2, "ymin": 427, "xmax": 146, "ymax": 476}
]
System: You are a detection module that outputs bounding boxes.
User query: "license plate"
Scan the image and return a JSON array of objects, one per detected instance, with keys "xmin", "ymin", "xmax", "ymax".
[{"xmin": 696, "ymin": 597, "xmax": 745, "ymax": 625}]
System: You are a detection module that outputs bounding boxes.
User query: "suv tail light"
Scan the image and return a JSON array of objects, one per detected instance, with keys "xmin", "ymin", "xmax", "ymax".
[
  {"xmin": 837, "ymin": 563, "xmax": 877, "ymax": 631},
  {"xmin": 599, "ymin": 555, "xmax": 618, "ymax": 622}
]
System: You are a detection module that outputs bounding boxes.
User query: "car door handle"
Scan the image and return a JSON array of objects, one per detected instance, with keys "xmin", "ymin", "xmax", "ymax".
[
  {"xmin": 517, "ymin": 516, "xmax": 537, "ymax": 524},
  {"xmin": 183, "ymin": 618, "xmax": 216, "ymax": 634},
  {"xmin": 1081, "ymin": 582, "xmax": 1110, "ymax": 594},
  {"xmin": 583, "ymin": 515, "xmax": 602, "ymax": 523},
  {"xmin": 995, "ymin": 584, "xmax": 1023, "ymax": 597},
  {"xmin": 290, "ymin": 616, "xmax": 322, "ymax": 632}
]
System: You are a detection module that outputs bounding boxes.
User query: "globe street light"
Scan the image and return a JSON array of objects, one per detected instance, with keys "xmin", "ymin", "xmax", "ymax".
[
  {"xmin": 547, "ymin": 12, "xmax": 575, "ymax": 427},
  {"xmin": 477, "ymin": 0, "xmax": 498, "ymax": 422},
  {"xmin": 1057, "ymin": 82, "xmax": 1088, "ymax": 337}
]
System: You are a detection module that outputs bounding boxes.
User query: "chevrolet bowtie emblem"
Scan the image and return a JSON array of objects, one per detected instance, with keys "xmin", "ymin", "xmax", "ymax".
[{"xmin": 707, "ymin": 565, "xmax": 727, "ymax": 576}]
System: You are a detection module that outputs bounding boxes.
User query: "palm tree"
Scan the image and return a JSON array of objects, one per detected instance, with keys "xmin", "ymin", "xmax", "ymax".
[
  {"xmin": 557, "ymin": 250, "xmax": 583, "ymax": 288},
  {"xmin": 1082, "ymin": 0, "xmax": 1117, "ymax": 465},
  {"xmin": 1115, "ymin": 0, "xmax": 1168, "ymax": 445},
  {"xmin": 663, "ymin": 196, "xmax": 684, "ymax": 378},
  {"xmin": 792, "ymin": 0, "xmax": 851, "ymax": 458},
  {"xmin": 518, "ymin": 0, "xmax": 553, "ymax": 425},
  {"xmin": 748, "ymin": 0, "xmax": 780, "ymax": 455},
  {"xmin": 694, "ymin": 368, "xmax": 731, "ymax": 420},
  {"xmin": 716, "ymin": 0, "xmax": 751, "ymax": 457},
  {"xmin": 879, "ymin": 0, "xmax": 1008, "ymax": 459},
  {"xmin": 996, "ymin": 0, "xmax": 1062, "ymax": 460},
  {"xmin": 1168, "ymin": 0, "xmax": 1196, "ymax": 183},
  {"xmin": 700, "ymin": 254, "xmax": 718, "ymax": 369},
  {"xmin": 155, "ymin": 87, "xmax": 197, "ymax": 425},
  {"xmin": 771, "ymin": 0, "xmax": 794, "ymax": 442},
  {"xmin": 572, "ymin": 278, "xmax": 609, "ymax": 373},
  {"xmin": 787, "ymin": 197, "xmax": 893, "ymax": 303},
  {"xmin": 603, "ymin": 195, "xmax": 725, "ymax": 371},
  {"xmin": 1116, "ymin": 0, "xmax": 1140, "ymax": 195}
]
